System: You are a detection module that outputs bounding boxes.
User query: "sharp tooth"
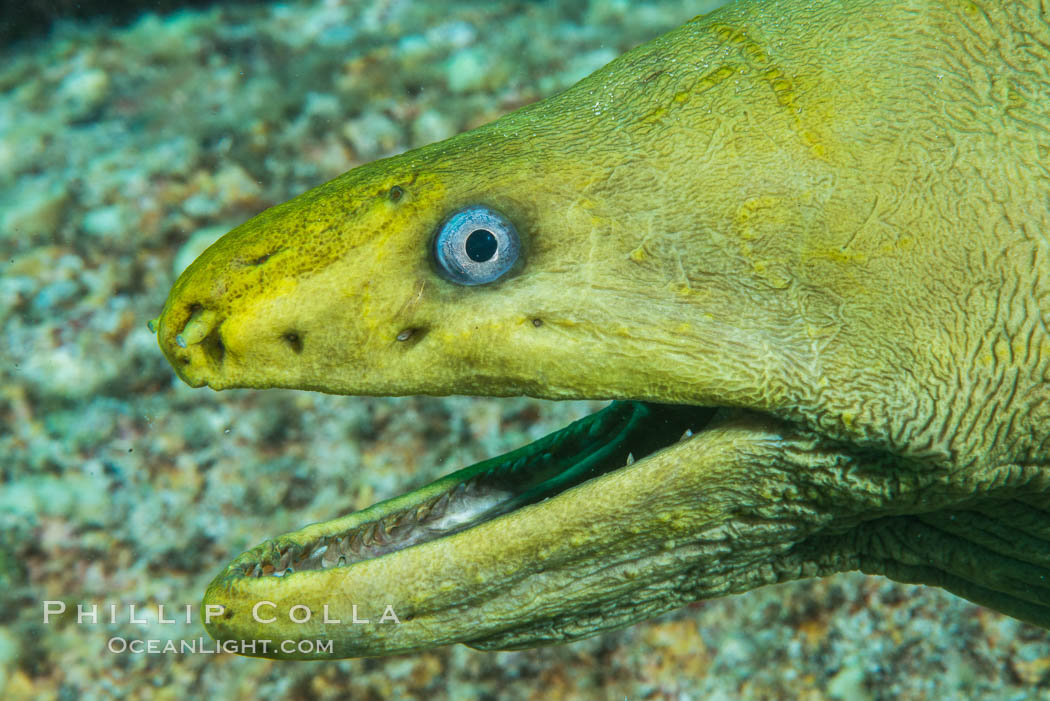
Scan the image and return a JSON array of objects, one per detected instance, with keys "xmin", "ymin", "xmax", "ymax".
[
  {"xmin": 362, "ymin": 523, "xmax": 377, "ymax": 546},
  {"xmin": 346, "ymin": 532, "xmax": 363, "ymax": 553},
  {"xmin": 680, "ymin": 429, "xmax": 693, "ymax": 442},
  {"xmin": 320, "ymin": 546, "xmax": 338, "ymax": 569},
  {"xmin": 625, "ymin": 452, "xmax": 635, "ymax": 466},
  {"xmin": 373, "ymin": 522, "xmax": 388, "ymax": 546},
  {"xmin": 386, "ymin": 518, "xmax": 410, "ymax": 538},
  {"xmin": 385, "ymin": 511, "xmax": 408, "ymax": 535}
]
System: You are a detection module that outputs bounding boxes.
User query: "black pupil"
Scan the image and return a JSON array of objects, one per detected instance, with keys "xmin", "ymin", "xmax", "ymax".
[{"xmin": 465, "ymin": 229, "xmax": 498, "ymax": 262}]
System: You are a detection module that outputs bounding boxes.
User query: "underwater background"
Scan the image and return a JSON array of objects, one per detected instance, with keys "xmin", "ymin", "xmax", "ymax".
[{"xmin": 1, "ymin": 0, "xmax": 1049, "ymax": 698}]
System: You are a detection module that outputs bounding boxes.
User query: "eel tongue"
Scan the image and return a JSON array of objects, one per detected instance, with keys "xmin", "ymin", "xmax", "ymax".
[{"xmin": 223, "ymin": 400, "xmax": 716, "ymax": 580}]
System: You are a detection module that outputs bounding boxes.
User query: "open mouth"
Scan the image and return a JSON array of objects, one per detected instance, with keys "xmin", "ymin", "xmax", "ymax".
[{"xmin": 223, "ymin": 401, "xmax": 718, "ymax": 581}]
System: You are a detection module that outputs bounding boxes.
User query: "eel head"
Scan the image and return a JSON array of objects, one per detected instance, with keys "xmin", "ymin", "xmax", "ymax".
[{"xmin": 156, "ymin": 1, "xmax": 1050, "ymax": 658}]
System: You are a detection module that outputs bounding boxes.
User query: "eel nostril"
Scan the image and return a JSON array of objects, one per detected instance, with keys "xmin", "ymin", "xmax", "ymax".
[
  {"xmin": 176, "ymin": 307, "xmax": 220, "ymax": 348},
  {"xmin": 201, "ymin": 332, "xmax": 225, "ymax": 366},
  {"xmin": 169, "ymin": 303, "xmax": 225, "ymax": 367}
]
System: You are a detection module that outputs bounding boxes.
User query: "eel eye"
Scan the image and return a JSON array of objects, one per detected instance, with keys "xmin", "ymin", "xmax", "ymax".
[{"xmin": 433, "ymin": 206, "xmax": 520, "ymax": 285}]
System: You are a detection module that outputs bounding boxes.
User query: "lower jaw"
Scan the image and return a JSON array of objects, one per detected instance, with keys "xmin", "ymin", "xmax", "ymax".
[{"xmin": 216, "ymin": 400, "xmax": 718, "ymax": 583}]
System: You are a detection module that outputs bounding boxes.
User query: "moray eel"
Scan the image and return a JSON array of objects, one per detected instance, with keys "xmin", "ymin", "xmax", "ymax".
[{"xmin": 155, "ymin": 0, "xmax": 1050, "ymax": 658}]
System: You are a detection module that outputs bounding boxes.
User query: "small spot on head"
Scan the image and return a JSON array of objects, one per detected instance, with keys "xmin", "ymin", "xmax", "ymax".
[
  {"xmin": 532, "ymin": 318, "xmax": 543, "ymax": 327},
  {"xmin": 282, "ymin": 332, "xmax": 303, "ymax": 354},
  {"xmin": 388, "ymin": 185, "xmax": 405, "ymax": 202},
  {"xmin": 241, "ymin": 248, "xmax": 284, "ymax": 267},
  {"xmin": 395, "ymin": 327, "xmax": 427, "ymax": 345}
]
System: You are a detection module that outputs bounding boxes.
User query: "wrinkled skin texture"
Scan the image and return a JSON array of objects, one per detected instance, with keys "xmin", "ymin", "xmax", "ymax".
[{"xmin": 156, "ymin": 0, "xmax": 1050, "ymax": 658}]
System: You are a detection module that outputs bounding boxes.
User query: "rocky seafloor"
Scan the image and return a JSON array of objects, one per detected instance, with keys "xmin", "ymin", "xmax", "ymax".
[{"xmin": 1, "ymin": 0, "xmax": 1048, "ymax": 698}]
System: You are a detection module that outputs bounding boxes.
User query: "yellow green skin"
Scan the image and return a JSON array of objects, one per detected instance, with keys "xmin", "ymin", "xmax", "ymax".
[{"xmin": 156, "ymin": 0, "xmax": 1050, "ymax": 658}]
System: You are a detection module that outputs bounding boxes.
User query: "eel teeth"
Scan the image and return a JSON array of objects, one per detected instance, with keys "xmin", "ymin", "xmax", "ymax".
[
  {"xmin": 248, "ymin": 476, "xmax": 509, "ymax": 576},
  {"xmin": 346, "ymin": 532, "xmax": 363, "ymax": 554},
  {"xmin": 386, "ymin": 517, "xmax": 411, "ymax": 539},
  {"xmin": 680, "ymin": 428, "xmax": 694, "ymax": 442},
  {"xmin": 362, "ymin": 523, "xmax": 378, "ymax": 546},
  {"xmin": 320, "ymin": 545, "xmax": 339, "ymax": 569},
  {"xmin": 626, "ymin": 452, "xmax": 635, "ymax": 466},
  {"xmin": 372, "ymin": 522, "xmax": 389, "ymax": 546}
]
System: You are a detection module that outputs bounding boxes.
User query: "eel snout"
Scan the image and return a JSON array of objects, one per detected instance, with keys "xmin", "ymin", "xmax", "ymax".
[
  {"xmin": 155, "ymin": 221, "xmax": 334, "ymax": 392},
  {"xmin": 156, "ymin": 302, "xmax": 227, "ymax": 387}
]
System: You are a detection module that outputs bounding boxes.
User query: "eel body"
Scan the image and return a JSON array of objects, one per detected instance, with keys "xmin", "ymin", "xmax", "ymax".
[{"xmin": 155, "ymin": 0, "xmax": 1050, "ymax": 658}]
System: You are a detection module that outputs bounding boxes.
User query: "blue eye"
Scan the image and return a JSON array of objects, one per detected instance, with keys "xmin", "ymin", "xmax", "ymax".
[{"xmin": 434, "ymin": 206, "xmax": 520, "ymax": 285}]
